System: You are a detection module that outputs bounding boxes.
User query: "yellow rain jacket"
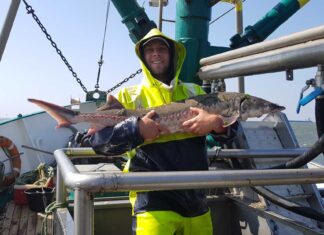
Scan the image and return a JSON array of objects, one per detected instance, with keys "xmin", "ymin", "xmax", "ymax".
[
  {"xmin": 91, "ymin": 29, "xmax": 213, "ymax": 217},
  {"xmin": 116, "ymin": 28, "xmax": 205, "ymax": 144}
]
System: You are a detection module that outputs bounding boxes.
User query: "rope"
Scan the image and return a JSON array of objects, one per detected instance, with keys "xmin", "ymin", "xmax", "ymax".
[
  {"xmin": 15, "ymin": 163, "xmax": 54, "ymax": 186},
  {"xmin": 209, "ymin": 0, "xmax": 247, "ymax": 25},
  {"xmin": 95, "ymin": 0, "xmax": 111, "ymax": 89},
  {"xmin": 42, "ymin": 201, "xmax": 68, "ymax": 235}
]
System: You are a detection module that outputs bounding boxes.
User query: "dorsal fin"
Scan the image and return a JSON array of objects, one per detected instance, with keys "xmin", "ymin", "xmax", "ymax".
[{"xmin": 97, "ymin": 95, "xmax": 125, "ymax": 111}]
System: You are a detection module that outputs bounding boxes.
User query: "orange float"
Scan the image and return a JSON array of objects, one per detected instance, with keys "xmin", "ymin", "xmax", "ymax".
[{"xmin": 0, "ymin": 136, "xmax": 21, "ymax": 186}]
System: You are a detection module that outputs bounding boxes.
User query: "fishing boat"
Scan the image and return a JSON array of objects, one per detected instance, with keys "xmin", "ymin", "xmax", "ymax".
[{"xmin": 1, "ymin": 0, "xmax": 324, "ymax": 234}]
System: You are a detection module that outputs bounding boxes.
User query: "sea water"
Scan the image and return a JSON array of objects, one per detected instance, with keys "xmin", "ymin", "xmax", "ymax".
[
  {"xmin": 290, "ymin": 121, "xmax": 324, "ymax": 165},
  {"xmin": 0, "ymin": 118, "xmax": 10, "ymax": 123}
]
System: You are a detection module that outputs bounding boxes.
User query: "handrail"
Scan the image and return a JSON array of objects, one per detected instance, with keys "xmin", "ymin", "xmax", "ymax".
[
  {"xmin": 54, "ymin": 147, "xmax": 324, "ymax": 235},
  {"xmin": 61, "ymin": 147, "xmax": 309, "ymax": 159},
  {"xmin": 55, "ymin": 148, "xmax": 324, "ymax": 192}
]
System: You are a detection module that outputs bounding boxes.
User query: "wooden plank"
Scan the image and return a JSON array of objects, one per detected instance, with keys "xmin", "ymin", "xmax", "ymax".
[
  {"xmin": 9, "ymin": 205, "xmax": 21, "ymax": 235},
  {"xmin": 1, "ymin": 200, "xmax": 54, "ymax": 235},
  {"xmin": 0, "ymin": 209, "xmax": 4, "ymax": 234},
  {"xmin": 2, "ymin": 201, "xmax": 15, "ymax": 235},
  {"xmin": 4, "ymin": 205, "xmax": 53, "ymax": 235},
  {"xmin": 43, "ymin": 214, "xmax": 53, "ymax": 235},
  {"xmin": 46, "ymin": 214, "xmax": 53, "ymax": 235},
  {"xmin": 26, "ymin": 210, "xmax": 37, "ymax": 235},
  {"xmin": 35, "ymin": 213, "xmax": 44, "ymax": 235},
  {"xmin": 18, "ymin": 206, "xmax": 29, "ymax": 235},
  {"xmin": 36, "ymin": 213, "xmax": 53, "ymax": 235}
]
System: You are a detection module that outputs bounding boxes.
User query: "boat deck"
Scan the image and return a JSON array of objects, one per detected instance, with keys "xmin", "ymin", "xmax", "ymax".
[{"xmin": 0, "ymin": 201, "xmax": 53, "ymax": 235}]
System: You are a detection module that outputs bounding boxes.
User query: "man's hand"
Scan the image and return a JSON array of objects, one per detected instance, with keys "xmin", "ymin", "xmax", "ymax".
[
  {"xmin": 182, "ymin": 107, "xmax": 226, "ymax": 135},
  {"xmin": 87, "ymin": 128, "xmax": 97, "ymax": 136},
  {"xmin": 139, "ymin": 110, "xmax": 169, "ymax": 141}
]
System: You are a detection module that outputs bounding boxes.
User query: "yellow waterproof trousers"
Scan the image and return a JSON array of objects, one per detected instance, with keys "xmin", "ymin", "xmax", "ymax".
[{"xmin": 133, "ymin": 210, "xmax": 213, "ymax": 235}]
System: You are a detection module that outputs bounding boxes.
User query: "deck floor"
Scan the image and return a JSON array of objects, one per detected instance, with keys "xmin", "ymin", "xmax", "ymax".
[{"xmin": 0, "ymin": 201, "xmax": 53, "ymax": 235}]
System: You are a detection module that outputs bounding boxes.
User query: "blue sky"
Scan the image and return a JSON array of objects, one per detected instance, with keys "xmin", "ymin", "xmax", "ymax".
[{"xmin": 0, "ymin": 0, "xmax": 322, "ymax": 121}]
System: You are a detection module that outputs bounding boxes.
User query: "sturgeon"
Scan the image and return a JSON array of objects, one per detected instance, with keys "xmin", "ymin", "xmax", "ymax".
[{"xmin": 28, "ymin": 92, "xmax": 285, "ymax": 134}]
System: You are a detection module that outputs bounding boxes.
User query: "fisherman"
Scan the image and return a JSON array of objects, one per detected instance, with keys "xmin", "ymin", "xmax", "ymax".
[{"xmin": 82, "ymin": 28, "xmax": 237, "ymax": 235}]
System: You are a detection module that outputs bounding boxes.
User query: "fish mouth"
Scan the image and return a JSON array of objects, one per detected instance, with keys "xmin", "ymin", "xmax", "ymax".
[{"xmin": 270, "ymin": 103, "xmax": 285, "ymax": 112}]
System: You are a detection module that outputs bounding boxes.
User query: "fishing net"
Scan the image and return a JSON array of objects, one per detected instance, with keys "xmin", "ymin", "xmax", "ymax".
[{"xmin": 15, "ymin": 163, "xmax": 54, "ymax": 186}]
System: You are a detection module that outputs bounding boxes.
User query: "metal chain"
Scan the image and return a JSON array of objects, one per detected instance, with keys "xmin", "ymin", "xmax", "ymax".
[
  {"xmin": 22, "ymin": 0, "xmax": 88, "ymax": 93},
  {"xmin": 23, "ymin": 0, "xmax": 142, "ymax": 95},
  {"xmin": 106, "ymin": 69, "xmax": 142, "ymax": 94}
]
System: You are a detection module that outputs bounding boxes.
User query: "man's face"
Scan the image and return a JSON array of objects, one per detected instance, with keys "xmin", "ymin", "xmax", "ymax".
[{"xmin": 143, "ymin": 39, "xmax": 170, "ymax": 79}]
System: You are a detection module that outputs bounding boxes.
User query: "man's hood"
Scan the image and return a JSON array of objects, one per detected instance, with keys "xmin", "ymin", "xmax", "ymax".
[{"xmin": 135, "ymin": 28, "xmax": 186, "ymax": 88}]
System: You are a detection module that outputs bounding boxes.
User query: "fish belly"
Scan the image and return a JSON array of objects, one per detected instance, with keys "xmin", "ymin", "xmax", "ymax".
[{"xmin": 155, "ymin": 109, "xmax": 197, "ymax": 134}]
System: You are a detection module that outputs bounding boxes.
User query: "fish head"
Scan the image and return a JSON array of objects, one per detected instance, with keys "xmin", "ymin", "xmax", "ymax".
[{"xmin": 240, "ymin": 94, "xmax": 285, "ymax": 120}]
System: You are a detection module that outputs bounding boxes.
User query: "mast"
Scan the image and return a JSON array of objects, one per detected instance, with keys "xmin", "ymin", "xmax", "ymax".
[{"xmin": 0, "ymin": 0, "xmax": 21, "ymax": 62}]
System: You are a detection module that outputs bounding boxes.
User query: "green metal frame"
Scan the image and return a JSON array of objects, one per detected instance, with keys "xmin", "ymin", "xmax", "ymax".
[
  {"xmin": 230, "ymin": 0, "xmax": 310, "ymax": 48},
  {"xmin": 110, "ymin": 0, "xmax": 310, "ymax": 84},
  {"xmin": 111, "ymin": 0, "xmax": 156, "ymax": 43}
]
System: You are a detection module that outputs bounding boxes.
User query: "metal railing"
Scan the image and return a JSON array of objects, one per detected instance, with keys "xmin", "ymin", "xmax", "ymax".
[
  {"xmin": 199, "ymin": 25, "xmax": 324, "ymax": 80},
  {"xmin": 207, "ymin": 147, "xmax": 308, "ymax": 159},
  {"xmin": 54, "ymin": 147, "xmax": 324, "ymax": 235}
]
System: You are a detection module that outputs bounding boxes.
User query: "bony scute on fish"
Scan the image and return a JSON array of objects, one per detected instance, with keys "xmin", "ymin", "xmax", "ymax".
[{"xmin": 28, "ymin": 92, "xmax": 285, "ymax": 135}]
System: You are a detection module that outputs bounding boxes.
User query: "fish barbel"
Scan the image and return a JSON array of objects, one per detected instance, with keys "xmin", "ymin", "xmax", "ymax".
[{"xmin": 28, "ymin": 92, "xmax": 285, "ymax": 134}]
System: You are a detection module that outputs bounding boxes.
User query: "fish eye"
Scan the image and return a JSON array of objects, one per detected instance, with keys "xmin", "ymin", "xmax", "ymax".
[{"xmin": 240, "ymin": 99, "xmax": 247, "ymax": 113}]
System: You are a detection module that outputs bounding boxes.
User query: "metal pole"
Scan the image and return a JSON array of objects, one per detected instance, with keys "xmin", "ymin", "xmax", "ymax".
[
  {"xmin": 21, "ymin": 144, "xmax": 53, "ymax": 155},
  {"xmin": 199, "ymin": 38, "xmax": 324, "ymax": 81},
  {"xmin": 56, "ymin": 167, "xmax": 67, "ymax": 205},
  {"xmin": 0, "ymin": 0, "xmax": 21, "ymax": 62},
  {"xmin": 208, "ymin": 148, "xmax": 308, "ymax": 159},
  {"xmin": 74, "ymin": 188, "xmax": 94, "ymax": 235},
  {"xmin": 236, "ymin": 1, "xmax": 245, "ymax": 93},
  {"xmin": 158, "ymin": 0, "xmax": 163, "ymax": 31},
  {"xmin": 315, "ymin": 65, "xmax": 324, "ymax": 139},
  {"xmin": 200, "ymin": 26, "xmax": 324, "ymax": 66}
]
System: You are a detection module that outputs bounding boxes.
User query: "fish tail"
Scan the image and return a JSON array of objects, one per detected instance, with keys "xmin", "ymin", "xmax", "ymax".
[{"xmin": 28, "ymin": 98, "xmax": 77, "ymax": 127}]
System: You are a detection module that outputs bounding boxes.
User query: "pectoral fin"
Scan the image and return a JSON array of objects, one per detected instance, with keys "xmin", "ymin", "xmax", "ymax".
[
  {"xmin": 220, "ymin": 113, "xmax": 240, "ymax": 127},
  {"xmin": 97, "ymin": 95, "xmax": 125, "ymax": 111}
]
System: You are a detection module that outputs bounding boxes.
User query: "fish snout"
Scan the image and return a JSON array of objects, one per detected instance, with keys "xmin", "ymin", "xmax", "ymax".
[{"xmin": 269, "ymin": 103, "xmax": 285, "ymax": 113}]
